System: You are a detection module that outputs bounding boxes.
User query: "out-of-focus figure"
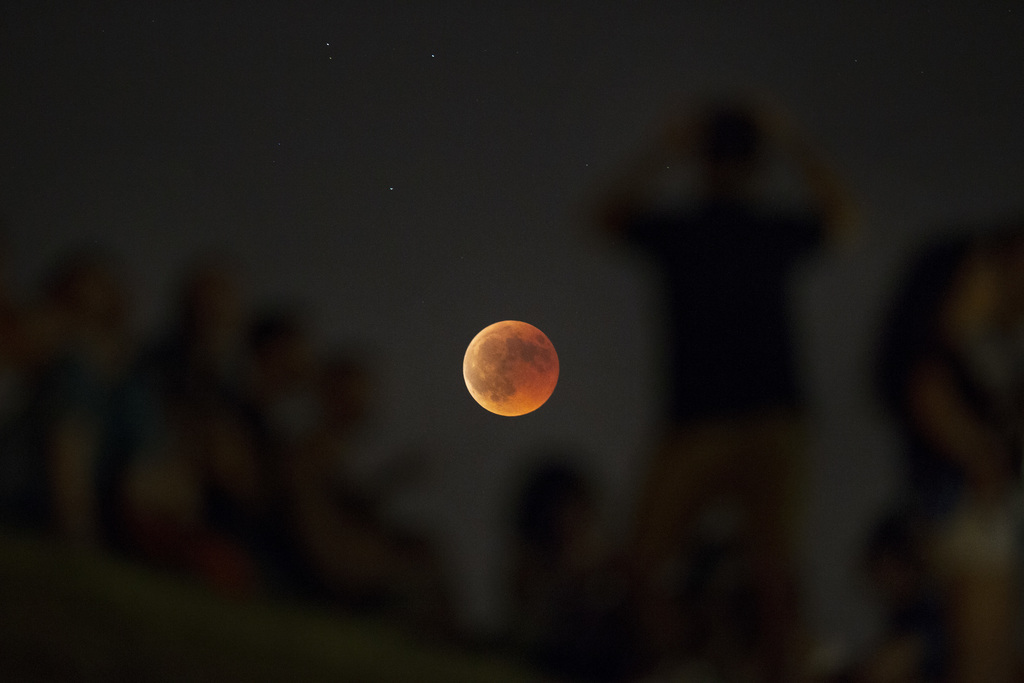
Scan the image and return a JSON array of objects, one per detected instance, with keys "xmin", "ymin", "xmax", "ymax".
[
  {"xmin": 599, "ymin": 99, "xmax": 856, "ymax": 680},
  {"xmin": 285, "ymin": 352, "xmax": 453, "ymax": 632},
  {"xmin": 0, "ymin": 232, "xmax": 30, "ymax": 427},
  {"xmin": 508, "ymin": 457, "xmax": 638, "ymax": 682},
  {"xmin": 876, "ymin": 227, "xmax": 1024, "ymax": 682},
  {"xmin": 0, "ymin": 251, "xmax": 132, "ymax": 547},
  {"xmin": 222, "ymin": 310, "xmax": 318, "ymax": 594},
  {"xmin": 119, "ymin": 261, "xmax": 257, "ymax": 594},
  {"xmin": 0, "ymin": 234, "xmax": 42, "ymax": 530}
]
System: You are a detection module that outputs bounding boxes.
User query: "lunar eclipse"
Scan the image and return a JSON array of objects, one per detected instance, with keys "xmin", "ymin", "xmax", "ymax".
[{"xmin": 463, "ymin": 321, "xmax": 559, "ymax": 416}]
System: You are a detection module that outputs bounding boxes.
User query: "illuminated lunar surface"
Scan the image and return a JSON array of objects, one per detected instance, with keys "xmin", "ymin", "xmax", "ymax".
[{"xmin": 463, "ymin": 320, "xmax": 559, "ymax": 416}]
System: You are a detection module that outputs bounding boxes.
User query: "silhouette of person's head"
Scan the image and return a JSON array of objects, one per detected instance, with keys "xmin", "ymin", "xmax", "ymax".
[
  {"xmin": 699, "ymin": 105, "xmax": 763, "ymax": 199},
  {"xmin": 247, "ymin": 312, "xmax": 313, "ymax": 401},
  {"xmin": 514, "ymin": 461, "xmax": 594, "ymax": 564},
  {"xmin": 45, "ymin": 250, "xmax": 126, "ymax": 340},
  {"xmin": 177, "ymin": 262, "xmax": 242, "ymax": 356}
]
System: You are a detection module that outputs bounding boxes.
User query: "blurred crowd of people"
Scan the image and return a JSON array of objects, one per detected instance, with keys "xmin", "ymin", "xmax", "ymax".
[
  {"xmin": 1, "ymin": 100, "xmax": 1023, "ymax": 683},
  {"xmin": 0, "ymin": 252, "xmax": 451, "ymax": 630}
]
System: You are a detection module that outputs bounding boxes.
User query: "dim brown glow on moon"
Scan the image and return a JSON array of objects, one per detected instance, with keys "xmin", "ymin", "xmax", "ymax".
[{"xmin": 463, "ymin": 320, "xmax": 559, "ymax": 416}]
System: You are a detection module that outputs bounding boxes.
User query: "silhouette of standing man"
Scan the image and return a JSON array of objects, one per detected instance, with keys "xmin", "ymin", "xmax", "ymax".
[{"xmin": 600, "ymin": 100, "xmax": 856, "ymax": 679}]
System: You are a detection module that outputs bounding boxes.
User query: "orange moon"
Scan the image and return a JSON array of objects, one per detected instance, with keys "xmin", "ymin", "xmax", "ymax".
[{"xmin": 463, "ymin": 320, "xmax": 559, "ymax": 416}]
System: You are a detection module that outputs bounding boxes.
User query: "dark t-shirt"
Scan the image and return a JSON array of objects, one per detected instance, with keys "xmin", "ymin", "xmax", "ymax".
[{"xmin": 625, "ymin": 199, "xmax": 822, "ymax": 421}]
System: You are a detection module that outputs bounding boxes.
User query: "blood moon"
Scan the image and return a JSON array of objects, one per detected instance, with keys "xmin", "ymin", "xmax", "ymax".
[{"xmin": 463, "ymin": 320, "xmax": 559, "ymax": 416}]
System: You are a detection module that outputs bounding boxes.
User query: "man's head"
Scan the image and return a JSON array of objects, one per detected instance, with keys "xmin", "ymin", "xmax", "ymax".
[{"xmin": 699, "ymin": 105, "xmax": 763, "ymax": 197}]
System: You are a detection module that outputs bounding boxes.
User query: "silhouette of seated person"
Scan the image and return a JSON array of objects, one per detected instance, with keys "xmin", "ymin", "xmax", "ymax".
[
  {"xmin": 193, "ymin": 310, "xmax": 322, "ymax": 596},
  {"xmin": 508, "ymin": 458, "xmax": 638, "ymax": 682},
  {"xmin": 145, "ymin": 262, "xmax": 246, "ymax": 426},
  {"xmin": 598, "ymin": 100, "xmax": 856, "ymax": 678},
  {"xmin": 283, "ymin": 353, "xmax": 452, "ymax": 629},
  {"xmin": 118, "ymin": 263, "xmax": 257, "ymax": 591}
]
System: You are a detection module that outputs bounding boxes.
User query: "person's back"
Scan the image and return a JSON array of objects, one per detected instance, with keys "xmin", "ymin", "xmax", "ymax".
[
  {"xmin": 606, "ymin": 104, "xmax": 837, "ymax": 420},
  {"xmin": 599, "ymin": 100, "xmax": 855, "ymax": 680},
  {"xmin": 626, "ymin": 197, "xmax": 820, "ymax": 421}
]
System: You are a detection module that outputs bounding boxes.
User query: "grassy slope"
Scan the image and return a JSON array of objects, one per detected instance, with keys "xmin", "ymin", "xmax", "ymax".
[{"xmin": 0, "ymin": 531, "xmax": 544, "ymax": 682}]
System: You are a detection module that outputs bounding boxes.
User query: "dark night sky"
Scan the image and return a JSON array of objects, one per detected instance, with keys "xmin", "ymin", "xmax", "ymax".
[{"xmin": 3, "ymin": 1, "xmax": 1023, "ymax": 642}]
